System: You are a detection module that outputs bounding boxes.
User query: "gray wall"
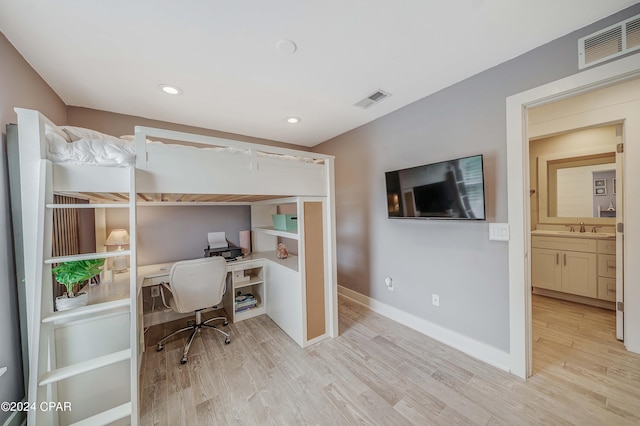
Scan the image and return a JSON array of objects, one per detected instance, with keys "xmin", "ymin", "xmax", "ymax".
[
  {"xmin": 67, "ymin": 107, "xmax": 310, "ymax": 152},
  {"xmin": 312, "ymin": 4, "xmax": 640, "ymax": 352},
  {"xmin": 0, "ymin": 32, "xmax": 67, "ymax": 423},
  {"xmin": 106, "ymin": 206, "xmax": 251, "ymax": 266},
  {"xmin": 592, "ymin": 170, "xmax": 617, "ymax": 217}
]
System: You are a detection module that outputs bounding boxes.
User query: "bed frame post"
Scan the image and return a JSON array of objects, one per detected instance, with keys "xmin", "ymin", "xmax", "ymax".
[
  {"xmin": 324, "ymin": 157, "xmax": 339, "ymax": 338},
  {"xmin": 134, "ymin": 126, "xmax": 147, "ymax": 169},
  {"xmin": 14, "ymin": 108, "xmax": 47, "ymax": 357}
]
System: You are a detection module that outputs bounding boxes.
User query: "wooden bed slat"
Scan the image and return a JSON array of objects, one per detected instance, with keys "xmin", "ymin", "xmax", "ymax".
[
  {"xmin": 109, "ymin": 192, "xmax": 129, "ymax": 201},
  {"xmin": 53, "ymin": 191, "xmax": 285, "ymax": 204}
]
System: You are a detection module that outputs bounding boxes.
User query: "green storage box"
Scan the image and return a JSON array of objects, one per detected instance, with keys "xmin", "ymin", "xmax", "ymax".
[{"xmin": 272, "ymin": 214, "xmax": 298, "ymax": 232}]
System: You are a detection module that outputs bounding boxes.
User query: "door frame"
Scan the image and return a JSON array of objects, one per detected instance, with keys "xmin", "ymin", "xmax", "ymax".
[
  {"xmin": 506, "ymin": 53, "xmax": 640, "ymax": 378},
  {"xmin": 615, "ymin": 126, "xmax": 624, "ymax": 340}
]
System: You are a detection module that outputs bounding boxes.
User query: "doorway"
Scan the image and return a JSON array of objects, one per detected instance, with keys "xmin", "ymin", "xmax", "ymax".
[
  {"xmin": 528, "ymin": 119, "xmax": 623, "ymax": 374},
  {"xmin": 505, "ymin": 53, "xmax": 640, "ymax": 379}
]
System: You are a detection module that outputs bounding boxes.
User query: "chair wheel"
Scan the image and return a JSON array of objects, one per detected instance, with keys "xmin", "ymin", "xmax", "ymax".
[
  {"xmin": 157, "ymin": 345, "xmax": 164, "ymax": 352},
  {"xmin": 225, "ymin": 338, "xmax": 231, "ymax": 345},
  {"xmin": 180, "ymin": 357, "xmax": 188, "ymax": 364},
  {"xmin": 223, "ymin": 321, "xmax": 229, "ymax": 326}
]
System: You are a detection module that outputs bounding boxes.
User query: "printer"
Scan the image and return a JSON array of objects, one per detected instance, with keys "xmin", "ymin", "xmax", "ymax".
[
  {"xmin": 204, "ymin": 231, "xmax": 243, "ymax": 260},
  {"xmin": 204, "ymin": 245, "xmax": 243, "ymax": 260}
]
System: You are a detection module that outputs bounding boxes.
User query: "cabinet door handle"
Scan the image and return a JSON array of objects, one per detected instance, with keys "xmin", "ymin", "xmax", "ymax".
[
  {"xmin": 563, "ymin": 253, "xmax": 566, "ymax": 266},
  {"xmin": 607, "ymin": 261, "xmax": 616, "ymax": 270},
  {"xmin": 607, "ymin": 283, "xmax": 616, "ymax": 293},
  {"xmin": 556, "ymin": 253, "xmax": 559, "ymax": 265}
]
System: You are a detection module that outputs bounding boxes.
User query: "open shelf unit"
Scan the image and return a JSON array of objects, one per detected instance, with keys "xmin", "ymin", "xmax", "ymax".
[
  {"xmin": 224, "ymin": 260, "xmax": 266, "ymax": 322},
  {"xmin": 250, "ymin": 197, "xmax": 331, "ymax": 348}
]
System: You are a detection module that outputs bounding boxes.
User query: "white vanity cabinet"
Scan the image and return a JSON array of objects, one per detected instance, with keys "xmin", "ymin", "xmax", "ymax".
[
  {"xmin": 530, "ymin": 247, "xmax": 562, "ymax": 292},
  {"xmin": 531, "ymin": 232, "xmax": 617, "ymax": 306},
  {"xmin": 531, "ymin": 235, "xmax": 597, "ymax": 298},
  {"xmin": 597, "ymin": 239, "xmax": 617, "ymax": 302}
]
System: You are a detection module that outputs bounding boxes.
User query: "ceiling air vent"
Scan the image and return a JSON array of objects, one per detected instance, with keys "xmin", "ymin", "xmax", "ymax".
[
  {"xmin": 579, "ymin": 13, "xmax": 640, "ymax": 69},
  {"xmin": 354, "ymin": 89, "xmax": 391, "ymax": 109}
]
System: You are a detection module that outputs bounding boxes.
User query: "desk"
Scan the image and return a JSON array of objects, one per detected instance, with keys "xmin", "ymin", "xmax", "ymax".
[
  {"xmin": 141, "ymin": 251, "xmax": 299, "ymax": 324},
  {"xmin": 86, "ymin": 251, "xmax": 306, "ymax": 347},
  {"xmin": 138, "ymin": 251, "xmax": 298, "ymax": 287}
]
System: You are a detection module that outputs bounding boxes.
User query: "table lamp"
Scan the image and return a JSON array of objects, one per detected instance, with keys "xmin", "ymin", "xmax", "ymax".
[{"xmin": 105, "ymin": 228, "xmax": 130, "ymax": 272}]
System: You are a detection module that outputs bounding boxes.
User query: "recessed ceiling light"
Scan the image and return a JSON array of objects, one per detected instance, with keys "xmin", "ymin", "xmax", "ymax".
[
  {"xmin": 276, "ymin": 39, "xmax": 297, "ymax": 55},
  {"xmin": 159, "ymin": 84, "xmax": 182, "ymax": 95},
  {"xmin": 286, "ymin": 117, "xmax": 301, "ymax": 124}
]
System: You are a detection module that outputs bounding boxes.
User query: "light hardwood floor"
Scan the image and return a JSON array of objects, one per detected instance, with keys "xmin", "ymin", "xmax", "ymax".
[{"xmin": 140, "ymin": 295, "xmax": 640, "ymax": 425}]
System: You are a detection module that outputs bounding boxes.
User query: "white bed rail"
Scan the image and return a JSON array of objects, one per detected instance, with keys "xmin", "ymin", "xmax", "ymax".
[
  {"xmin": 134, "ymin": 125, "xmax": 332, "ymax": 166},
  {"xmin": 134, "ymin": 126, "xmax": 334, "ymax": 197},
  {"xmin": 14, "ymin": 109, "xmax": 334, "ymax": 199}
]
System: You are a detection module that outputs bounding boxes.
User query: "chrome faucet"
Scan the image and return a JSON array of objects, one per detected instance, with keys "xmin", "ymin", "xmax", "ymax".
[
  {"xmin": 579, "ymin": 222, "xmax": 586, "ymax": 233},
  {"xmin": 566, "ymin": 225, "xmax": 575, "ymax": 232}
]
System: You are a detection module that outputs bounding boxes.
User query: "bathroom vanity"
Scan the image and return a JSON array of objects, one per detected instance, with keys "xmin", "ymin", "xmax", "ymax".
[{"xmin": 531, "ymin": 230, "xmax": 616, "ymax": 309}]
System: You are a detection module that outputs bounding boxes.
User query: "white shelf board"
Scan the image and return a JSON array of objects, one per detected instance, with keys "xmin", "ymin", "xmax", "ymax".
[
  {"xmin": 234, "ymin": 306, "xmax": 265, "ymax": 321},
  {"xmin": 45, "ymin": 250, "xmax": 131, "ymax": 264},
  {"xmin": 42, "ymin": 298, "xmax": 130, "ymax": 324},
  {"xmin": 253, "ymin": 226, "xmax": 298, "ymax": 240},
  {"xmin": 233, "ymin": 278, "xmax": 264, "ymax": 290},
  {"xmin": 248, "ymin": 251, "xmax": 299, "ymax": 272},
  {"xmin": 39, "ymin": 349, "xmax": 130, "ymax": 386},
  {"xmin": 68, "ymin": 402, "xmax": 131, "ymax": 426}
]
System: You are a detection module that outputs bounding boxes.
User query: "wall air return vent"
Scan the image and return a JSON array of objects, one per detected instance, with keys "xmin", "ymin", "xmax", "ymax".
[
  {"xmin": 354, "ymin": 89, "xmax": 391, "ymax": 109},
  {"xmin": 579, "ymin": 13, "xmax": 640, "ymax": 69}
]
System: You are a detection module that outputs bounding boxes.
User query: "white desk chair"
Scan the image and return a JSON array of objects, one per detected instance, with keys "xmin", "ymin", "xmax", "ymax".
[{"xmin": 156, "ymin": 257, "xmax": 230, "ymax": 364}]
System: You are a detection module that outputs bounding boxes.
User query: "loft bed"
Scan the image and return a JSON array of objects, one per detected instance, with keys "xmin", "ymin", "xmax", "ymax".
[
  {"xmin": 13, "ymin": 108, "xmax": 338, "ymax": 426},
  {"xmin": 36, "ymin": 113, "xmax": 331, "ymax": 201}
]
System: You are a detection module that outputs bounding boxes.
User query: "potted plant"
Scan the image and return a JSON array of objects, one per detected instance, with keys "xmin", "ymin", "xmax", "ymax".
[{"xmin": 52, "ymin": 258, "xmax": 105, "ymax": 311}]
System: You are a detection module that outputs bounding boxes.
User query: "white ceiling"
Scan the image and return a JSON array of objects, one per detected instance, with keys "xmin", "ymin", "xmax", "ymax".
[{"xmin": 0, "ymin": 1, "xmax": 637, "ymax": 147}]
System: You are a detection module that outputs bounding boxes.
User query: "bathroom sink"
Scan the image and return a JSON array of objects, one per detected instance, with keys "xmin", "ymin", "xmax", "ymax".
[{"xmin": 531, "ymin": 230, "xmax": 615, "ymax": 238}]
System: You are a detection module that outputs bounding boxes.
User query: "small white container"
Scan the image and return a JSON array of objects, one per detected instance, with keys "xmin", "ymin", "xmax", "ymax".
[{"xmin": 55, "ymin": 292, "xmax": 88, "ymax": 311}]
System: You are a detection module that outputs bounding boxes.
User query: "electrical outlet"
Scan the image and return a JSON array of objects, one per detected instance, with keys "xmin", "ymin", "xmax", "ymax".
[
  {"xmin": 384, "ymin": 277, "xmax": 394, "ymax": 291},
  {"xmin": 151, "ymin": 286, "xmax": 160, "ymax": 298},
  {"xmin": 432, "ymin": 294, "xmax": 440, "ymax": 307}
]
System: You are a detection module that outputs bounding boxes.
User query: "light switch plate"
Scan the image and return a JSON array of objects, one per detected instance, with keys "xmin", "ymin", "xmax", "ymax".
[{"xmin": 489, "ymin": 223, "xmax": 509, "ymax": 241}]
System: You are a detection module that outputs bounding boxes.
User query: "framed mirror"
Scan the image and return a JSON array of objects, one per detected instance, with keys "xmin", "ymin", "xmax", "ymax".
[{"xmin": 538, "ymin": 147, "xmax": 616, "ymax": 225}]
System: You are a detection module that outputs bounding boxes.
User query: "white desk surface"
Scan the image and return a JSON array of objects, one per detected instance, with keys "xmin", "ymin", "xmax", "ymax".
[
  {"xmin": 87, "ymin": 251, "xmax": 298, "ymax": 305},
  {"xmin": 140, "ymin": 251, "xmax": 298, "ymax": 280}
]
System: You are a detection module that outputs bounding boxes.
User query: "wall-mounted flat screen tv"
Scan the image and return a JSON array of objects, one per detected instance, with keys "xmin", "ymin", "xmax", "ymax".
[{"xmin": 385, "ymin": 154, "xmax": 486, "ymax": 220}]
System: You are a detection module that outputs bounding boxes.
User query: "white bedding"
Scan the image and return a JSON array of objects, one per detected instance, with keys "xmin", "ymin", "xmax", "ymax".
[
  {"xmin": 45, "ymin": 125, "xmax": 324, "ymax": 166},
  {"xmin": 47, "ymin": 131, "xmax": 136, "ymax": 166},
  {"xmin": 46, "ymin": 125, "xmax": 136, "ymax": 166}
]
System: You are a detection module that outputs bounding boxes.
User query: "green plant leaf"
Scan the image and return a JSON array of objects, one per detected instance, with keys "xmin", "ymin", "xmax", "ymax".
[{"xmin": 52, "ymin": 258, "xmax": 105, "ymax": 295}]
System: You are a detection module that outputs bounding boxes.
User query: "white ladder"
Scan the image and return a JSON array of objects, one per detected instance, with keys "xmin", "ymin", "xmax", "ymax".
[{"xmin": 27, "ymin": 161, "xmax": 138, "ymax": 426}]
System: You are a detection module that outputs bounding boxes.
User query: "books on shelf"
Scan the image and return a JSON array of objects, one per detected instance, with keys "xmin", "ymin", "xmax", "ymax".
[
  {"xmin": 235, "ymin": 294, "xmax": 258, "ymax": 312},
  {"xmin": 236, "ymin": 304, "xmax": 257, "ymax": 313},
  {"xmin": 236, "ymin": 299, "xmax": 256, "ymax": 308},
  {"xmin": 235, "ymin": 293, "xmax": 254, "ymax": 303}
]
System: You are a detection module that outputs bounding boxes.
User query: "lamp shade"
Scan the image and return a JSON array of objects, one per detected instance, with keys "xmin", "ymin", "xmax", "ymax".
[{"xmin": 105, "ymin": 229, "xmax": 130, "ymax": 247}]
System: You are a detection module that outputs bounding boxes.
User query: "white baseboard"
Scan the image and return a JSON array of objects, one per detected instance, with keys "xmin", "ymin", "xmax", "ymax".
[
  {"xmin": 338, "ymin": 285, "xmax": 511, "ymax": 372},
  {"xmin": 1, "ymin": 372, "xmax": 26, "ymax": 426},
  {"xmin": 2, "ymin": 404, "xmax": 26, "ymax": 426}
]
